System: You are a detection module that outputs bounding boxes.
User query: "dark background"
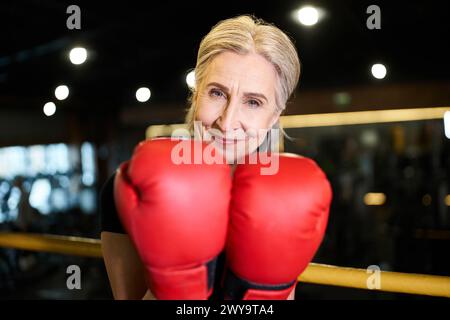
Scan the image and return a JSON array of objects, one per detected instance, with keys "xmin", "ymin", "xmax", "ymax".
[{"xmin": 0, "ymin": 0, "xmax": 449, "ymax": 299}]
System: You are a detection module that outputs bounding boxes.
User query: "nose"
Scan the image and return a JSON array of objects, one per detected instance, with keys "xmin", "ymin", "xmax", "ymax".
[{"xmin": 215, "ymin": 98, "xmax": 241, "ymax": 133}]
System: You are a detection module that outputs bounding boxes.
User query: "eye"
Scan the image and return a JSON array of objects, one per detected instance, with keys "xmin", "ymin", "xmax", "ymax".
[
  {"xmin": 247, "ymin": 99, "xmax": 261, "ymax": 108},
  {"xmin": 209, "ymin": 88, "xmax": 225, "ymax": 99}
]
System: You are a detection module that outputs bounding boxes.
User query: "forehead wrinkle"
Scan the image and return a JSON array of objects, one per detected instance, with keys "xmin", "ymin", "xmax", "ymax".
[
  {"xmin": 204, "ymin": 52, "xmax": 278, "ymax": 103},
  {"xmin": 207, "ymin": 71, "xmax": 273, "ymax": 100}
]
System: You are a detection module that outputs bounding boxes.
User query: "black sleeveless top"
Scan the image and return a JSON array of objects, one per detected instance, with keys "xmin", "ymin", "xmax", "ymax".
[{"xmin": 99, "ymin": 172, "xmax": 125, "ymax": 234}]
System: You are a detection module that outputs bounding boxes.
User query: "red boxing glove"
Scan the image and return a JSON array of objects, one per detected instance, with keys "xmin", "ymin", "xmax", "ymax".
[
  {"xmin": 222, "ymin": 154, "xmax": 332, "ymax": 300},
  {"xmin": 114, "ymin": 138, "xmax": 231, "ymax": 299}
]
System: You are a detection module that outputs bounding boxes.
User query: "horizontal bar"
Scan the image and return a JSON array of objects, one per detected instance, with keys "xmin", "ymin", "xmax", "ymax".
[
  {"xmin": 145, "ymin": 106, "xmax": 450, "ymax": 139},
  {"xmin": 0, "ymin": 232, "xmax": 102, "ymax": 258},
  {"xmin": 299, "ymin": 263, "xmax": 450, "ymax": 298},
  {"xmin": 280, "ymin": 106, "xmax": 450, "ymax": 128}
]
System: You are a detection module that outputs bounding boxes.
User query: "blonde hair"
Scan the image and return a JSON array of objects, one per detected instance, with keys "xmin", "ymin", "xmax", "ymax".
[{"xmin": 185, "ymin": 15, "xmax": 301, "ymax": 151}]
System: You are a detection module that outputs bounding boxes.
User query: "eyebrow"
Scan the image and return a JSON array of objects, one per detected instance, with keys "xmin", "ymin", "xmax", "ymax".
[{"xmin": 206, "ymin": 82, "xmax": 268, "ymax": 103}]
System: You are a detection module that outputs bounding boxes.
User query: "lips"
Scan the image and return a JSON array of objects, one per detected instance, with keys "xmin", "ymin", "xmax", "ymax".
[{"xmin": 213, "ymin": 135, "xmax": 246, "ymax": 145}]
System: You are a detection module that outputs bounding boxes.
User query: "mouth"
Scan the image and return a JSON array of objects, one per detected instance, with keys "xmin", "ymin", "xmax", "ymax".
[{"xmin": 212, "ymin": 135, "xmax": 246, "ymax": 145}]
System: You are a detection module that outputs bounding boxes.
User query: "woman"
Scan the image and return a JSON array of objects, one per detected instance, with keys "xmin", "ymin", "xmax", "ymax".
[{"xmin": 101, "ymin": 14, "xmax": 301, "ymax": 300}]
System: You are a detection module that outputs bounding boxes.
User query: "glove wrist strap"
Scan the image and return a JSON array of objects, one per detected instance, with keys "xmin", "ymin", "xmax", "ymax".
[
  {"xmin": 147, "ymin": 257, "xmax": 218, "ymax": 300},
  {"xmin": 222, "ymin": 268, "xmax": 296, "ymax": 300}
]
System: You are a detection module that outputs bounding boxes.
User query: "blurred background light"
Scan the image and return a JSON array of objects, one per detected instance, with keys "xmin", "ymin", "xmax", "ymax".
[
  {"xmin": 445, "ymin": 195, "xmax": 450, "ymax": 206},
  {"xmin": 69, "ymin": 47, "xmax": 87, "ymax": 65},
  {"xmin": 333, "ymin": 92, "xmax": 352, "ymax": 108},
  {"xmin": 29, "ymin": 178, "xmax": 52, "ymax": 215},
  {"xmin": 43, "ymin": 102, "xmax": 56, "ymax": 116},
  {"xmin": 371, "ymin": 63, "xmax": 387, "ymax": 79},
  {"xmin": 444, "ymin": 111, "xmax": 450, "ymax": 139},
  {"xmin": 360, "ymin": 129, "xmax": 379, "ymax": 148},
  {"xmin": 295, "ymin": 6, "xmax": 320, "ymax": 26},
  {"xmin": 81, "ymin": 142, "xmax": 96, "ymax": 186},
  {"xmin": 422, "ymin": 194, "xmax": 432, "ymax": 206},
  {"xmin": 136, "ymin": 87, "xmax": 151, "ymax": 102},
  {"xmin": 364, "ymin": 193, "xmax": 386, "ymax": 206},
  {"xmin": 55, "ymin": 85, "xmax": 69, "ymax": 100},
  {"xmin": 186, "ymin": 70, "xmax": 196, "ymax": 89}
]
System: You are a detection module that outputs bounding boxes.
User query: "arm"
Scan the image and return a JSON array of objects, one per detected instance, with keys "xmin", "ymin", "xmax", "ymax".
[
  {"xmin": 142, "ymin": 289, "xmax": 156, "ymax": 300},
  {"xmin": 287, "ymin": 288, "xmax": 295, "ymax": 300},
  {"xmin": 101, "ymin": 231, "xmax": 156, "ymax": 300}
]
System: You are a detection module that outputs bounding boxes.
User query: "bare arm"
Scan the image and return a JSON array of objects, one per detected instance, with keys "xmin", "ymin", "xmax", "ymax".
[
  {"xmin": 101, "ymin": 231, "xmax": 155, "ymax": 300},
  {"xmin": 287, "ymin": 288, "xmax": 296, "ymax": 300}
]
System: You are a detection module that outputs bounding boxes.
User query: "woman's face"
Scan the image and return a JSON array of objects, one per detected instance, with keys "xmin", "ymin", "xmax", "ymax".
[{"xmin": 194, "ymin": 51, "xmax": 281, "ymax": 163}]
